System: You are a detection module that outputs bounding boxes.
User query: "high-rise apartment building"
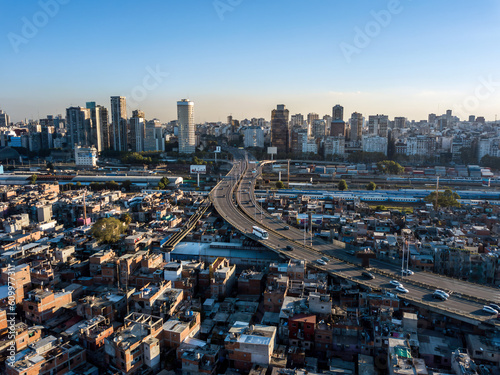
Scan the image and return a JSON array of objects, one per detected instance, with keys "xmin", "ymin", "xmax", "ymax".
[
  {"xmin": 330, "ymin": 120, "xmax": 345, "ymax": 137},
  {"xmin": 0, "ymin": 110, "xmax": 10, "ymax": 127},
  {"xmin": 130, "ymin": 110, "xmax": 146, "ymax": 152},
  {"xmin": 110, "ymin": 96, "xmax": 128, "ymax": 151},
  {"xmin": 307, "ymin": 113, "xmax": 319, "ymax": 128},
  {"xmin": 291, "ymin": 113, "xmax": 304, "ymax": 127},
  {"xmin": 66, "ymin": 106, "xmax": 92, "ymax": 149},
  {"xmin": 368, "ymin": 114, "xmax": 389, "ymax": 138},
  {"xmin": 144, "ymin": 119, "xmax": 164, "ymax": 152},
  {"xmin": 86, "ymin": 102, "xmax": 107, "ymax": 152},
  {"xmin": 177, "ymin": 99, "xmax": 196, "ymax": 154},
  {"xmin": 349, "ymin": 112, "xmax": 363, "ymax": 142},
  {"xmin": 394, "ymin": 117, "xmax": 406, "ymax": 129},
  {"xmin": 271, "ymin": 104, "xmax": 290, "ymax": 155},
  {"xmin": 311, "ymin": 119, "xmax": 326, "ymax": 139},
  {"xmin": 332, "ymin": 105, "xmax": 344, "ymax": 121}
]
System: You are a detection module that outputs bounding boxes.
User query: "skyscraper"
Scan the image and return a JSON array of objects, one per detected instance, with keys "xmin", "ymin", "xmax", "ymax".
[
  {"xmin": 130, "ymin": 110, "xmax": 146, "ymax": 152},
  {"xmin": 0, "ymin": 110, "xmax": 10, "ymax": 127},
  {"xmin": 177, "ymin": 99, "xmax": 196, "ymax": 154},
  {"xmin": 332, "ymin": 105, "xmax": 344, "ymax": 121},
  {"xmin": 66, "ymin": 106, "xmax": 92, "ymax": 149},
  {"xmin": 111, "ymin": 96, "xmax": 128, "ymax": 151},
  {"xmin": 86, "ymin": 102, "xmax": 107, "ymax": 152},
  {"xmin": 271, "ymin": 104, "xmax": 290, "ymax": 155},
  {"xmin": 349, "ymin": 112, "xmax": 363, "ymax": 142}
]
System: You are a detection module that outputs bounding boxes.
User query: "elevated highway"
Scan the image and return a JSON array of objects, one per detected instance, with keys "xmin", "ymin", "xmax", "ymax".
[{"xmin": 210, "ymin": 149, "xmax": 500, "ymax": 328}]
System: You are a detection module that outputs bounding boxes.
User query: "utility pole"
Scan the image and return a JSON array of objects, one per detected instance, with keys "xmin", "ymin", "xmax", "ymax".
[
  {"xmin": 435, "ymin": 176, "xmax": 439, "ymax": 209},
  {"xmin": 287, "ymin": 159, "xmax": 290, "ymax": 188}
]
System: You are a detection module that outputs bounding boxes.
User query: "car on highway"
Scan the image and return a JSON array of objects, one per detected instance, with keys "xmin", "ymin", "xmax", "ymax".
[
  {"xmin": 385, "ymin": 292, "xmax": 397, "ymax": 299},
  {"xmin": 390, "ymin": 280, "xmax": 403, "ymax": 288},
  {"xmin": 362, "ymin": 271, "xmax": 375, "ymax": 280},
  {"xmin": 489, "ymin": 304, "xmax": 500, "ymax": 313},
  {"xmin": 285, "ymin": 245, "xmax": 293, "ymax": 251},
  {"xmin": 483, "ymin": 306, "xmax": 498, "ymax": 315},
  {"xmin": 402, "ymin": 269, "xmax": 414, "ymax": 276},
  {"xmin": 434, "ymin": 290, "xmax": 450, "ymax": 299},
  {"xmin": 395, "ymin": 286, "xmax": 409, "ymax": 294},
  {"xmin": 284, "ymin": 226, "xmax": 290, "ymax": 230},
  {"xmin": 315, "ymin": 259, "xmax": 327, "ymax": 266},
  {"xmin": 432, "ymin": 292, "xmax": 448, "ymax": 301}
]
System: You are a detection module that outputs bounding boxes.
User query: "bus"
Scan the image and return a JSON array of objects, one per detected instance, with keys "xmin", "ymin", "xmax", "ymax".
[{"xmin": 252, "ymin": 226, "xmax": 269, "ymax": 239}]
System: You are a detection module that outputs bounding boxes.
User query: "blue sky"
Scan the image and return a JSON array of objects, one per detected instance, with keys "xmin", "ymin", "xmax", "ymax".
[{"xmin": 1, "ymin": 0, "xmax": 500, "ymax": 123}]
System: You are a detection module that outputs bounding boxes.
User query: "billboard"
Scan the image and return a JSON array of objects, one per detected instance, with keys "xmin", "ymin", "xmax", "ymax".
[
  {"xmin": 267, "ymin": 147, "xmax": 277, "ymax": 155},
  {"xmin": 190, "ymin": 165, "xmax": 207, "ymax": 174}
]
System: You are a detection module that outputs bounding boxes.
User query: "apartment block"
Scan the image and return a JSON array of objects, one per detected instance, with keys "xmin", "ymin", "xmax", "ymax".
[
  {"xmin": 105, "ymin": 313, "xmax": 163, "ymax": 375},
  {"xmin": 23, "ymin": 288, "xmax": 72, "ymax": 323},
  {"xmin": 225, "ymin": 322, "xmax": 277, "ymax": 371}
]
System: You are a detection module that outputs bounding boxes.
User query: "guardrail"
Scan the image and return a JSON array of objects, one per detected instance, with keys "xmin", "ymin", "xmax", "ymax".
[{"xmin": 212, "ymin": 155, "xmax": 500, "ymax": 327}]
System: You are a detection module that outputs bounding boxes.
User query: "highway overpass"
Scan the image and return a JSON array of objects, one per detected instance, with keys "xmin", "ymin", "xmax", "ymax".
[{"xmin": 210, "ymin": 148, "xmax": 500, "ymax": 329}]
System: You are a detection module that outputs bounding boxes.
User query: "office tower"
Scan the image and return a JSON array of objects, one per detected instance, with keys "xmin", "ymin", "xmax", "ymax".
[
  {"xmin": 332, "ymin": 105, "xmax": 344, "ymax": 121},
  {"xmin": 349, "ymin": 112, "xmax": 363, "ymax": 142},
  {"xmin": 0, "ymin": 110, "xmax": 10, "ymax": 127},
  {"xmin": 368, "ymin": 114, "xmax": 389, "ymax": 137},
  {"xmin": 311, "ymin": 119, "xmax": 326, "ymax": 139},
  {"xmin": 394, "ymin": 117, "xmax": 406, "ymax": 129},
  {"xmin": 66, "ymin": 106, "xmax": 92, "ymax": 149},
  {"xmin": 271, "ymin": 104, "xmax": 290, "ymax": 155},
  {"xmin": 110, "ymin": 96, "xmax": 128, "ymax": 151},
  {"xmin": 178, "ymin": 99, "xmax": 196, "ymax": 154},
  {"xmin": 129, "ymin": 110, "xmax": 145, "ymax": 152},
  {"xmin": 144, "ymin": 119, "xmax": 165, "ymax": 152},
  {"xmin": 85, "ymin": 102, "xmax": 105, "ymax": 152},
  {"xmin": 469, "ymin": 115, "xmax": 476, "ymax": 122},
  {"xmin": 428, "ymin": 113, "xmax": 437, "ymax": 124},
  {"xmin": 227, "ymin": 115, "xmax": 233, "ymax": 126}
]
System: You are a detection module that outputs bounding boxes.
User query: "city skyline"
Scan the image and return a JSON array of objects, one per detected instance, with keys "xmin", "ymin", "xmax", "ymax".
[{"xmin": 1, "ymin": 1, "xmax": 500, "ymax": 123}]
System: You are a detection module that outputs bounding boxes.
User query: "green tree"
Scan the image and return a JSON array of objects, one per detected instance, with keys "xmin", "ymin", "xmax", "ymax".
[
  {"xmin": 275, "ymin": 181, "xmax": 285, "ymax": 189},
  {"xmin": 377, "ymin": 160, "xmax": 404, "ymax": 175},
  {"xmin": 29, "ymin": 174, "xmax": 37, "ymax": 185},
  {"xmin": 158, "ymin": 177, "xmax": 169, "ymax": 190},
  {"xmin": 106, "ymin": 181, "xmax": 120, "ymax": 190},
  {"xmin": 76, "ymin": 182, "xmax": 82, "ymax": 188},
  {"xmin": 366, "ymin": 181, "xmax": 376, "ymax": 191},
  {"xmin": 481, "ymin": 155, "xmax": 500, "ymax": 170},
  {"xmin": 338, "ymin": 179, "xmax": 348, "ymax": 191},
  {"xmin": 120, "ymin": 213, "xmax": 132, "ymax": 226},
  {"xmin": 90, "ymin": 217, "xmax": 127, "ymax": 244},
  {"xmin": 425, "ymin": 189, "xmax": 461, "ymax": 209},
  {"xmin": 121, "ymin": 180, "xmax": 133, "ymax": 191}
]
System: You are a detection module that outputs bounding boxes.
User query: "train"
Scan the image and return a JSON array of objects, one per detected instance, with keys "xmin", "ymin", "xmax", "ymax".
[{"xmin": 254, "ymin": 189, "xmax": 500, "ymax": 206}]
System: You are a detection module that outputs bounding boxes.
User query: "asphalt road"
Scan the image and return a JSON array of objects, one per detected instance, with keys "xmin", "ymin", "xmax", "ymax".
[{"xmin": 210, "ymin": 149, "xmax": 500, "ymax": 324}]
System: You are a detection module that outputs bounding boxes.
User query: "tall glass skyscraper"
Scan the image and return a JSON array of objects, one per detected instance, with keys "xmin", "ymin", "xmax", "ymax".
[
  {"xmin": 177, "ymin": 99, "xmax": 195, "ymax": 154},
  {"xmin": 111, "ymin": 96, "xmax": 128, "ymax": 151}
]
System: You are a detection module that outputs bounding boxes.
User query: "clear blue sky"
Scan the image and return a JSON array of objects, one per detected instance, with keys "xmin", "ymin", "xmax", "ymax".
[{"xmin": 1, "ymin": 0, "xmax": 500, "ymax": 123}]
